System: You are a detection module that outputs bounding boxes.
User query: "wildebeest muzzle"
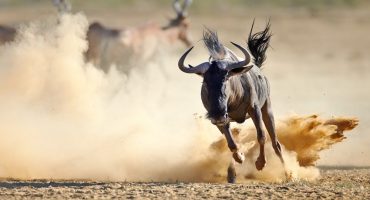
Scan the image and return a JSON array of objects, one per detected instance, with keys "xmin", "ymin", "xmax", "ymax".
[{"xmin": 210, "ymin": 113, "xmax": 229, "ymax": 126}]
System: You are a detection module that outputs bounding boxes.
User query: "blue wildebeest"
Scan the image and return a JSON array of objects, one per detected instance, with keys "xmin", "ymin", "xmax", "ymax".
[{"xmin": 178, "ymin": 22, "xmax": 285, "ymax": 183}]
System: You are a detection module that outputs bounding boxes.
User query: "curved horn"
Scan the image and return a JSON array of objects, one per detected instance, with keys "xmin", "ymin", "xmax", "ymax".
[
  {"xmin": 178, "ymin": 47, "xmax": 209, "ymax": 74},
  {"xmin": 226, "ymin": 42, "xmax": 251, "ymax": 70}
]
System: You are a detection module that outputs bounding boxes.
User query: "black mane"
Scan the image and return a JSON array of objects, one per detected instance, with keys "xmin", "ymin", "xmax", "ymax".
[{"xmin": 203, "ymin": 28, "xmax": 226, "ymax": 60}]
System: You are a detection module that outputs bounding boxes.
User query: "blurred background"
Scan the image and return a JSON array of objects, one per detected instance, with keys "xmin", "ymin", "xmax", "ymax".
[{"xmin": 0, "ymin": 0, "xmax": 369, "ymax": 166}]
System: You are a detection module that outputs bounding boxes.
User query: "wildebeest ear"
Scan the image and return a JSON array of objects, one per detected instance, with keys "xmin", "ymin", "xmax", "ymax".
[
  {"xmin": 227, "ymin": 65, "xmax": 253, "ymax": 77},
  {"xmin": 188, "ymin": 64, "xmax": 204, "ymax": 77}
]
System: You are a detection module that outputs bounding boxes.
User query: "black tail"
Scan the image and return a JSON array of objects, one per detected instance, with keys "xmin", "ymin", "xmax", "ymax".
[{"xmin": 247, "ymin": 20, "xmax": 272, "ymax": 68}]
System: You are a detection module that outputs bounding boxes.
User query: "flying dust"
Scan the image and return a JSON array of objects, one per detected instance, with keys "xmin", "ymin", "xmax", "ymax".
[{"xmin": 0, "ymin": 13, "xmax": 358, "ymax": 182}]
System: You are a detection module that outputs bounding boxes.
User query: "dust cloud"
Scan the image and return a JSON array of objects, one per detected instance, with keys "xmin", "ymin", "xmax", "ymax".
[
  {"xmin": 186, "ymin": 115, "xmax": 358, "ymax": 182},
  {"xmin": 0, "ymin": 13, "xmax": 358, "ymax": 182}
]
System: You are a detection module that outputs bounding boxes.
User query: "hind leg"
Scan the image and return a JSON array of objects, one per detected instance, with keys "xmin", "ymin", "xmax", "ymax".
[{"xmin": 261, "ymin": 98, "xmax": 284, "ymax": 164}]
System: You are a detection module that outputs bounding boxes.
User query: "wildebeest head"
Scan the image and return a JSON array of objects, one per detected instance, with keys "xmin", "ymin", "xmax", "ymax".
[{"xmin": 178, "ymin": 42, "xmax": 253, "ymax": 125}]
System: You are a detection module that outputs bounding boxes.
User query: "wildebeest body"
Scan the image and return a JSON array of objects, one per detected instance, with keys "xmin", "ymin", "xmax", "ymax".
[
  {"xmin": 201, "ymin": 63, "xmax": 269, "ymax": 124},
  {"xmin": 178, "ymin": 21, "xmax": 286, "ymax": 183}
]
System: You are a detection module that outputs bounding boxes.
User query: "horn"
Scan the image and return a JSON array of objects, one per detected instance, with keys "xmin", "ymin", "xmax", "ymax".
[
  {"xmin": 172, "ymin": 0, "xmax": 182, "ymax": 15},
  {"xmin": 52, "ymin": 0, "xmax": 71, "ymax": 13},
  {"xmin": 173, "ymin": 0, "xmax": 192, "ymax": 17},
  {"xmin": 226, "ymin": 42, "xmax": 251, "ymax": 70},
  {"xmin": 182, "ymin": 0, "xmax": 193, "ymax": 15},
  {"xmin": 178, "ymin": 47, "xmax": 209, "ymax": 74}
]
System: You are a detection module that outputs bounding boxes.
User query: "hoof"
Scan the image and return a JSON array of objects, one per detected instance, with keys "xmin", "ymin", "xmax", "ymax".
[
  {"xmin": 227, "ymin": 175, "xmax": 236, "ymax": 183},
  {"xmin": 285, "ymin": 170, "xmax": 294, "ymax": 181},
  {"xmin": 227, "ymin": 164, "xmax": 236, "ymax": 183},
  {"xmin": 227, "ymin": 171, "xmax": 236, "ymax": 183},
  {"xmin": 255, "ymin": 156, "xmax": 266, "ymax": 171},
  {"xmin": 232, "ymin": 151, "xmax": 245, "ymax": 164}
]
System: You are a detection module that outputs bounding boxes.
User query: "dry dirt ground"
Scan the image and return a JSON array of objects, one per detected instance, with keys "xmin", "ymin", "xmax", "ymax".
[
  {"xmin": 0, "ymin": 0, "xmax": 369, "ymax": 166},
  {"xmin": 0, "ymin": 168, "xmax": 369, "ymax": 199}
]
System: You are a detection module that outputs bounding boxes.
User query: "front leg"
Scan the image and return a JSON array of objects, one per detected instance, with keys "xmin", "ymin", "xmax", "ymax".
[
  {"xmin": 248, "ymin": 104, "xmax": 266, "ymax": 171},
  {"xmin": 217, "ymin": 123, "xmax": 245, "ymax": 164}
]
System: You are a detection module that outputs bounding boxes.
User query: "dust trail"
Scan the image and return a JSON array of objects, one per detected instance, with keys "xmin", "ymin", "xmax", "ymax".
[
  {"xmin": 167, "ymin": 115, "xmax": 358, "ymax": 182},
  {"xmin": 0, "ymin": 13, "xmax": 358, "ymax": 182}
]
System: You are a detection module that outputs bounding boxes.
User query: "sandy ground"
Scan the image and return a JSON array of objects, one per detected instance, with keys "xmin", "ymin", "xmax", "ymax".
[{"xmin": 0, "ymin": 168, "xmax": 368, "ymax": 199}]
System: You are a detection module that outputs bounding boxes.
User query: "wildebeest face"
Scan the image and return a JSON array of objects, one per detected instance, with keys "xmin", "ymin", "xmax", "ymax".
[
  {"xmin": 178, "ymin": 41, "xmax": 252, "ymax": 125},
  {"xmin": 203, "ymin": 61, "xmax": 230, "ymax": 125}
]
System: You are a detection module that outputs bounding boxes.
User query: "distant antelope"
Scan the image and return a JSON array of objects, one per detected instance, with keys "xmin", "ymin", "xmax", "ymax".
[
  {"xmin": 85, "ymin": 0, "xmax": 193, "ymax": 73},
  {"xmin": 161, "ymin": 0, "xmax": 193, "ymax": 47},
  {"xmin": 0, "ymin": 25, "xmax": 16, "ymax": 45},
  {"xmin": 0, "ymin": 0, "xmax": 69, "ymax": 46},
  {"xmin": 52, "ymin": 0, "xmax": 71, "ymax": 14}
]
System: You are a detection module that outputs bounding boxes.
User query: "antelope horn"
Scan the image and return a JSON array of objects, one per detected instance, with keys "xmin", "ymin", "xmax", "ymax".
[
  {"xmin": 182, "ymin": 0, "xmax": 193, "ymax": 14},
  {"xmin": 226, "ymin": 42, "xmax": 251, "ymax": 70},
  {"xmin": 52, "ymin": 0, "xmax": 71, "ymax": 14},
  {"xmin": 173, "ymin": 0, "xmax": 182, "ymax": 15},
  {"xmin": 178, "ymin": 47, "xmax": 209, "ymax": 74},
  {"xmin": 173, "ymin": 0, "xmax": 192, "ymax": 17}
]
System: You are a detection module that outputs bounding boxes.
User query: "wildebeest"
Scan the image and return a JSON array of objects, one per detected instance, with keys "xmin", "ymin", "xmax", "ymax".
[
  {"xmin": 178, "ymin": 22, "xmax": 285, "ymax": 183},
  {"xmin": 85, "ymin": 0, "xmax": 193, "ymax": 73}
]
